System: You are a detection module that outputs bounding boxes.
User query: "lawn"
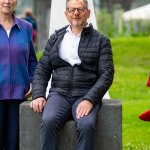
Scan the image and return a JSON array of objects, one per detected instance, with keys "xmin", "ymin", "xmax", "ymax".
[{"xmin": 109, "ymin": 37, "xmax": 150, "ymax": 150}]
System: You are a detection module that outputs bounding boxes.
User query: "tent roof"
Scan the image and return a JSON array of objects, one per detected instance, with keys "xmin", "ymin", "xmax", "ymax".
[{"xmin": 122, "ymin": 4, "xmax": 150, "ymax": 21}]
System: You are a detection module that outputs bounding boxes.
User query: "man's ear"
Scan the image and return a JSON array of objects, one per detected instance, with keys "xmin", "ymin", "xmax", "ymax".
[
  {"xmin": 64, "ymin": 11, "xmax": 67, "ymax": 17},
  {"xmin": 87, "ymin": 9, "xmax": 91, "ymax": 18},
  {"xmin": 64, "ymin": 11, "xmax": 69, "ymax": 21}
]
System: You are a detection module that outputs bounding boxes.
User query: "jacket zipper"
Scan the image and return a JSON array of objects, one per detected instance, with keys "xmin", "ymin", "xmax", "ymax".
[{"xmin": 69, "ymin": 66, "xmax": 74, "ymax": 98}]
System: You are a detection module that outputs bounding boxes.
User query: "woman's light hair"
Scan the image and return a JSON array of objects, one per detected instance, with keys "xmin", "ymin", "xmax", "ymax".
[{"xmin": 66, "ymin": 0, "xmax": 88, "ymax": 9}]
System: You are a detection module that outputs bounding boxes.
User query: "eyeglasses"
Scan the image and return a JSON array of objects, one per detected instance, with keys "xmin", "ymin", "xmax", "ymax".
[{"xmin": 66, "ymin": 7, "xmax": 87, "ymax": 14}]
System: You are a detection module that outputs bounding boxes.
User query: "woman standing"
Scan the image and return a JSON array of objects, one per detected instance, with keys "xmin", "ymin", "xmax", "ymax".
[{"xmin": 0, "ymin": 0, "xmax": 37, "ymax": 149}]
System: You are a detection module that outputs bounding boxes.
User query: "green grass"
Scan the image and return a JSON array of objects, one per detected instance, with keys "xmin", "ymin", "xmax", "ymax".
[
  {"xmin": 36, "ymin": 50, "xmax": 43, "ymax": 60},
  {"xmin": 123, "ymin": 100, "xmax": 150, "ymax": 150},
  {"xmin": 109, "ymin": 37, "xmax": 150, "ymax": 150}
]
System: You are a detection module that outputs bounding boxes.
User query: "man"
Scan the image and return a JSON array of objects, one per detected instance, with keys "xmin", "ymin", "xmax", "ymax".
[{"xmin": 30, "ymin": 0, "xmax": 114, "ymax": 149}]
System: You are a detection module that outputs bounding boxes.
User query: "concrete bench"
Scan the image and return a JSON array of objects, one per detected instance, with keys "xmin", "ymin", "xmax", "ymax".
[{"xmin": 19, "ymin": 99, "xmax": 122, "ymax": 150}]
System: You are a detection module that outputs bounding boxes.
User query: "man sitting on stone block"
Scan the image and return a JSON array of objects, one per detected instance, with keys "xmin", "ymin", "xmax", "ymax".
[{"xmin": 30, "ymin": 0, "xmax": 114, "ymax": 149}]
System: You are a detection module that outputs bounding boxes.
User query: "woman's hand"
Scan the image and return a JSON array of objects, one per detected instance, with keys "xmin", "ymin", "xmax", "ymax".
[{"xmin": 25, "ymin": 83, "xmax": 32, "ymax": 99}]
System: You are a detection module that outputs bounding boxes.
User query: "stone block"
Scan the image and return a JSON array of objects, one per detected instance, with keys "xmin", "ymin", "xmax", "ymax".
[{"xmin": 20, "ymin": 99, "xmax": 122, "ymax": 150}]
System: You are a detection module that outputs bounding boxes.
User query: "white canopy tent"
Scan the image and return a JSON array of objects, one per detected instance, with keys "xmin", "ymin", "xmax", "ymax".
[{"xmin": 122, "ymin": 4, "xmax": 150, "ymax": 21}]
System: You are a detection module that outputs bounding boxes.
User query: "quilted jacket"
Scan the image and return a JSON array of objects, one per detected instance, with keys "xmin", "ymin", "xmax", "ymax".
[{"xmin": 32, "ymin": 24, "xmax": 114, "ymax": 106}]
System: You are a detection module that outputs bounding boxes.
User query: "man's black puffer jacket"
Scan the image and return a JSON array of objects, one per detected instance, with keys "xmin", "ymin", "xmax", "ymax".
[{"xmin": 32, "ymin": 24, "xmax": 114, "ymax": 106}]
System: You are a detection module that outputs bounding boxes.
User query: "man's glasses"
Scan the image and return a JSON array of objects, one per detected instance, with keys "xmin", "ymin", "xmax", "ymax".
[{"xmin": 66, "ymin": 7, "xmax": 87, "ymax": 14}]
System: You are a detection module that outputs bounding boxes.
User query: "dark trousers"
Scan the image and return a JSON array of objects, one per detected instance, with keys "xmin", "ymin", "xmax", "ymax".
[
  {"xmin": 41, "ymin": 92, "xmax": 100, "ymax": 150},
  {"xmin": 0, "ymin": 100, "xmax": 23, "ymax": 150}
]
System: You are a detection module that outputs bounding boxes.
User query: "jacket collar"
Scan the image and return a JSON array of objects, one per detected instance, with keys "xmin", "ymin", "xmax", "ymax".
[{"xmin": 12, "ymin": 15, "xmax": 21, "ymax": 30}]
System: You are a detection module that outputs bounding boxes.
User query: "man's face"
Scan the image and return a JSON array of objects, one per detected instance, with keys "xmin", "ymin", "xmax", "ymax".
[
  {"xmin": 0, "ymin": 0, "xmax": 17, "ymax": 15},
  {"xmin": 65, "ymin": 0, "xmax": 90, "ymax": 28}
]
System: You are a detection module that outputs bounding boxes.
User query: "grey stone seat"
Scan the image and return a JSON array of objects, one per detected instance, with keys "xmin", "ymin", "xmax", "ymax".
[{"xmin": 19, "ymin": 99, "xmax": 122, "ymax": 150}]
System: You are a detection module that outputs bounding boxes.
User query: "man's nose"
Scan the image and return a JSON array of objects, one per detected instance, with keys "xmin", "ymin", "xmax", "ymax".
[{"xmin": 74, "ymin": 9, "xmax": 79, "ymax": 14}]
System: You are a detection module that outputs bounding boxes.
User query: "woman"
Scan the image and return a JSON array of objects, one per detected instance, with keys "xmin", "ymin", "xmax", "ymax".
[{"xmin": 0, "ymin": 0, "xmax": 37, "ymax": 149}]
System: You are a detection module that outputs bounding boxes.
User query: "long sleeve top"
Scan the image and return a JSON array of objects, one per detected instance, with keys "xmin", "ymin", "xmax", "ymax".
[{"xmin": 0, "ymin": 16, "xmax": 37, "ymax": 100}]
